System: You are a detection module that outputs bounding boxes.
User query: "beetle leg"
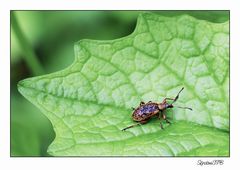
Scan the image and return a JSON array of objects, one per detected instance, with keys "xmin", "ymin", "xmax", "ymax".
[
  {"xmin": 162, "ymin": 113, "xmax": 171, "ymax": 124},
  {"xmin": 122, "ymin": 120, "xmax": 148, "ymax": 131},
  {"xmin": 166, "ymin": 119, "xmax": 171, "ymax": 124},
  {"xmin": 131, "ymin": 107, "xmax": 135, "ymax": 110},
  {"xmin": 122, "ymin": 123, "xmax": 140, "ymax": 131},
  {"xmin": 147, "ymin": 101, "xmax": 152, "ymax": 103},
  {"xmin": 160, "ymin": 122, "xmax": 164, "ymax": 129},
  {"xmin": 140, "ymin": 101, "xmax": 145, "ymax": 105},
  {"xmin": 162, "ymin": 113, "xmax": 166, "ymax": 119},
  {"xmin": 157, "ymin": 112, "xmax": 164, "ymax": 129}
]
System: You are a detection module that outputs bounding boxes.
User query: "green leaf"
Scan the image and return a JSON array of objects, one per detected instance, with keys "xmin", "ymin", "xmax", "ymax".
[
  {"xmin": 178, "ymin": 143, "xmax": 229, "ymax": 156},
  {"xmin": 18, "ymin": 13, "xmax": 229, "ymax": 156}
]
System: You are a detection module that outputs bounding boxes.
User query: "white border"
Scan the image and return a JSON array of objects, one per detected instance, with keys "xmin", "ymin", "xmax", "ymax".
[{"xmin": 1, "ymin": 0, "xmax": 239, "ymax": 170}]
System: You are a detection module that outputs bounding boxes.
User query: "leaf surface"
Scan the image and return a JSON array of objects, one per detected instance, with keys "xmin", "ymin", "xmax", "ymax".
[{"xmin": 18, "ymin": 13, "xmax": 229, "ymax": 156}]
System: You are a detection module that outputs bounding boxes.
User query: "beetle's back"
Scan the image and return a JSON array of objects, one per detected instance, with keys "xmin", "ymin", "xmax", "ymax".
[{"xmin": 132, "ymin": 103, "xmax": 159, "ymax": 121}]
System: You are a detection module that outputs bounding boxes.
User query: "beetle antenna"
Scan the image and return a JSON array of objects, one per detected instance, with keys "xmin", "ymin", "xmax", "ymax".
[
  {"xmin": 175, "ymin": 105, "xmax": 192, "ymax": 111},
  {"xmin": 171, "ymin": 87, "xmax": 184, "ymax": 104}
]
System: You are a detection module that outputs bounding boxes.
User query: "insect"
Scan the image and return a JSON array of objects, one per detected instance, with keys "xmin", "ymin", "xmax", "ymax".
[{"xmin": 122, "ymin": 87, "xmax": 192, "ymax": 131}]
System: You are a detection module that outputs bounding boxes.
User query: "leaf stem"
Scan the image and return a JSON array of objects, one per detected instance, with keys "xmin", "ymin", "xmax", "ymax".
[{"xmin": 11, "ymin": 12, "xmax": 44, "ymax": 76}]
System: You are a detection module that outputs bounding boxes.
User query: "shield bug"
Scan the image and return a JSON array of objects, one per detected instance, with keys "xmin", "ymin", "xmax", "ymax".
[{"xmin": 122, "ymin": 87, "xmax": 192, "ymax": 131}]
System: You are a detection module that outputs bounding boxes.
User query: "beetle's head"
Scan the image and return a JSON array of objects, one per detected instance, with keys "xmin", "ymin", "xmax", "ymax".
[
  {"xmin": 166, "ymin": 103, "xmax": 173, "ymax": 109},
  {"xmin": 158, "ymin": 103, "xmax": 173, "ymax": 110}
]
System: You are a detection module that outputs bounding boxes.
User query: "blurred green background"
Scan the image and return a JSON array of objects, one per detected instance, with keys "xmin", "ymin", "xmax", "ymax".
[{"xmin": 11, "ymin": 10, "xmax": 229, "ymax": 156}]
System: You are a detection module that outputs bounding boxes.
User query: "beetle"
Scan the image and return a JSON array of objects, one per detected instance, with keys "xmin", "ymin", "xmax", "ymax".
[{"xmin": 122, "ymin": 87, "xmax": 192, "ymax": 131}]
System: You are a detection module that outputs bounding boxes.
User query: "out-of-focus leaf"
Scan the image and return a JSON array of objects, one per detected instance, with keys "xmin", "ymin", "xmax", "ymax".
[{"xmin": 11, "ymin": 95, "xmax": 54, "ymax": 156}]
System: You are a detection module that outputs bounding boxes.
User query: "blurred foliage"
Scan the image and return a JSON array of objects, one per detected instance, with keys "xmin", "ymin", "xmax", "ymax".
[
  {"xmin": 11, "ymin": 95, "xmax": 54, "ymax": 156},
  {"xmin": 11, "ymin": 10, "xmax": 229, "ymax": 156}
]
